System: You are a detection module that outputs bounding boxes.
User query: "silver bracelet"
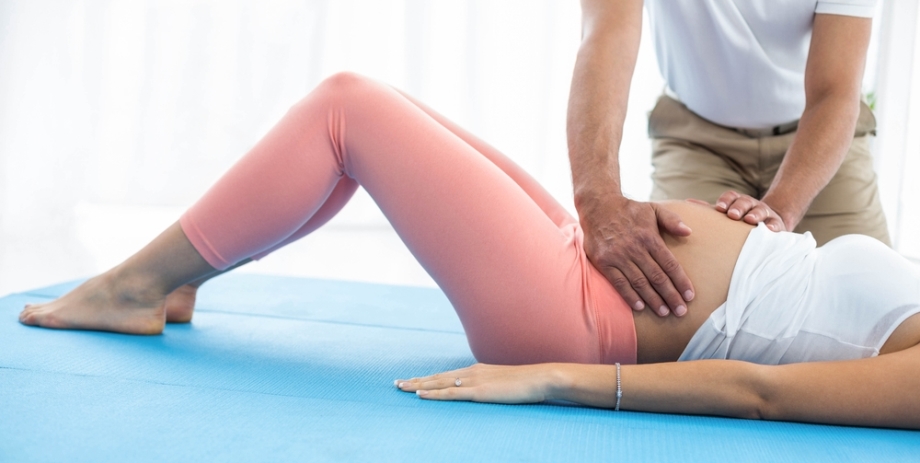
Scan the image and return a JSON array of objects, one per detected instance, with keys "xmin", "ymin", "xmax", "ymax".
[{"xmin": 615, "ymin": 362, "xmax": 622, "ymax": 411}]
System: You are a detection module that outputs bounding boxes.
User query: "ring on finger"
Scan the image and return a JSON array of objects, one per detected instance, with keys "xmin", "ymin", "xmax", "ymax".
[{"xmin": 454, "ymin": 378, "xmax": 462, "ymax": 387}]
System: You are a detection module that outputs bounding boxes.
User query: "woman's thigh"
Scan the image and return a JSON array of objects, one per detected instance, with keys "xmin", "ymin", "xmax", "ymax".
[{"xmin": 327, "ymin": 75, "xmax": 612, "ymax": 364}]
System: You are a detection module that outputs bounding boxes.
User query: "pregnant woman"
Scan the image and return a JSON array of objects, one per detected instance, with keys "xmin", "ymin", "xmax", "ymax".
[{"xmin": 19, "ymin": 73, "xmax": 920, "ymax": 429}]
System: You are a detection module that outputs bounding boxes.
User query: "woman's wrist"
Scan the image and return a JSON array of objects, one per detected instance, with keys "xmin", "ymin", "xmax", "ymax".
[
  {"xmin": 544, "ymin": 363, "xmax": 577, "ymax": 401},
  {"xmin": 545, "ymin": 363, "xmax": 618, "ymax": 408}
]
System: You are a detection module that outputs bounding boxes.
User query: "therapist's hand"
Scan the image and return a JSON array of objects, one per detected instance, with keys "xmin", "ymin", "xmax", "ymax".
[
  {"xmin": 579, "ymin": 194, "xmax": 694, "ymax": 317},
  {"xmin": 715, "ymin": 190, "xmax": 788, "ymax": 232}
]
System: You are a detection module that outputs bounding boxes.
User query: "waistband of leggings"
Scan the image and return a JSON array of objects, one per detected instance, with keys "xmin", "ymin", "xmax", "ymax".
[{"xmin": 587, "ymin": 264, "xmax": 638, "ymax": 365}]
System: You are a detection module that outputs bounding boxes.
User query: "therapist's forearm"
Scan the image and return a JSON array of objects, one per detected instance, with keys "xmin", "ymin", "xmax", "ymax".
[
  {"xmin": 761, "ymin": 93, "xmax": 860, "ymax": 230},
  {"xmin": 567, "ymin": 1, "xmax": 642, "ymax": 204}
]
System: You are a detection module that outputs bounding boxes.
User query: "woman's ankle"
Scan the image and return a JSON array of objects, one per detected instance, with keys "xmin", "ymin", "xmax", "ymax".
[{"xmin": 104, "ymin": 265, "xmax": 173, "ymax": 306}]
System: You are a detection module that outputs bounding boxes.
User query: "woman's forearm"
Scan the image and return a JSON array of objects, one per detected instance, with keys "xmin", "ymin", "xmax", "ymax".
[
  {"xmin": 553, "ymin": 361, "xmax": 767, "ymax": 419},
  {"xmin": 552, "ymin": 344, "xmax": 920, "ymax": 429},
  {"xmin": 405, "ymin": 344, "xmax": 920, "ymax": 429}
]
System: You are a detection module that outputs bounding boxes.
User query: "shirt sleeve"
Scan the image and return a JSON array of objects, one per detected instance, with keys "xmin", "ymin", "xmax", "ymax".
[{"xmin": 815, "ymin": 0, "xmax": 877, "ymax": 18}]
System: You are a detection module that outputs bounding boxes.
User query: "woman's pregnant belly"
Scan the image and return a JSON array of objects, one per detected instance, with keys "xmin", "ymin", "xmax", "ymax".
[{"xmin": 632, "ymin": 200, "xmax": 754, "ymax": 364}]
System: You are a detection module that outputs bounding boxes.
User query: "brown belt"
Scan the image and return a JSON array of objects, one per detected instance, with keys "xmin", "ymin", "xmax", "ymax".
[{"xmin": 728, "ymin": 119, "xmax": 800, "ymax": 138}]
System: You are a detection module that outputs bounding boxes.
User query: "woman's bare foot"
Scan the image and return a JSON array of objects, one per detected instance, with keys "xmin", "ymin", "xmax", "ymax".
[
  {"xmin": 162, "ymin": 258, "xmax": 251, "ymax": 323},
  {"xmin": 164, "ymin": 284, "xmax": 198, "ymax": 323},
  {"xmin": 19, "ymin": 271, "xmax": 169, "ymax": 335},
  {"xmin": 18, "ymin": 222, "xmax": 219, "ymax": 334}
]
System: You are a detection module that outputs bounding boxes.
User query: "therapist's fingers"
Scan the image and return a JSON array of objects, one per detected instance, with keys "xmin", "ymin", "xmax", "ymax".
[
  {"xmin": 763, "ymin": 216, "xmax": 787, "ymax": 231},
  {"xmin": 726, "ymin": 196, "xmax": 758, "ymax": 220},
  {"xmin": 714, "ymin": 190, "xmax": 741, "ymax": 213},
  {"xmin": 738, "ymin": 200, "xmax": 787, "ymax": 231}
]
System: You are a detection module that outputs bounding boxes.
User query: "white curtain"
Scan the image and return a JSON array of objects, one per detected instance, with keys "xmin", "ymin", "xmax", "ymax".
[{"xmin": 0, "ymin": 0, "xmax": 906, "ymax": 296}]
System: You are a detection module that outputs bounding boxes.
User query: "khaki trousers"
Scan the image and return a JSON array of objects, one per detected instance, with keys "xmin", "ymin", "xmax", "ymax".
[{"xmin": 648, "ymin": 95, "xmax": 890, "ymax": 246}]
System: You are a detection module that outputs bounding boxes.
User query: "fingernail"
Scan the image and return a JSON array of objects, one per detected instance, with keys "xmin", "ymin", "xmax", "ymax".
[
  {"xmin": 716, "ymin": 202, "xmax": 726, "ymax": 210},
  {"xmin": 416, "ymin": 390, "xmax": 428, "ymax": 397},
  {"xmin": 658, "ymin": 305, "xmax": 668, "ymax": 316},
  {"xmin": 675, "ymin": 305, "xmax": 687, "ymax": 317},
  {"xmin": 394, "ymin": 380, "xmax": 399, "ymax": 387},
  {"xmin": 684, "ymin": 290, "xmax": 694, "ymax": 301},
  {"xmin": 679, "ymin": 222, "xmax": 692, "ymax": 233},
  {"xmin": 634, "ymin": 301, "xmax": 644, "ymax": 311}
]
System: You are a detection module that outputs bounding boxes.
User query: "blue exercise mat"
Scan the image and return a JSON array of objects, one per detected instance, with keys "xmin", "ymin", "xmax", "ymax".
[{"xmin": 2, "ymin": 274, "xmax": 917, "ymax": 462}]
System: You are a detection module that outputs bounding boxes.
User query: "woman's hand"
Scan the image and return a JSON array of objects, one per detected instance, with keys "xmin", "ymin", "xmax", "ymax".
[{"xmin": 395, "ymin": 363, "xmax": 565, "ymax": 404}]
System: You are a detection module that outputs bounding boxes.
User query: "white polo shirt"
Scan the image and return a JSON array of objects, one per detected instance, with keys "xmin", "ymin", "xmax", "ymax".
[{"xmin": 644, "ymin": 0, "xmax": 877, "ymax": 129}]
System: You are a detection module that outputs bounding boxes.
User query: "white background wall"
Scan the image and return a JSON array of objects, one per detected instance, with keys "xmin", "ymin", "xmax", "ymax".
[{"xmin": 0, "ymin": 0, "xmax": 915, "ymax": 297}]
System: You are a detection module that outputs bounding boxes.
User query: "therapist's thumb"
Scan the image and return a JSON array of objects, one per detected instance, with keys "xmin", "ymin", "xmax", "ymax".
[{"xmin": 655, "ymin": 204, "xmax": 692, "ymax": 237}]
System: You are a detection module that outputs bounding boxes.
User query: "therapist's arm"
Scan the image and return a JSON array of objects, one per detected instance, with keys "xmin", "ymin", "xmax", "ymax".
[
  {"xmin": 568, "ymin": 0, "xmax": 694, "ymax": 317},
  {"xmin": 718, "ymin": 14, "xmax": 872, "ymax": 231}
]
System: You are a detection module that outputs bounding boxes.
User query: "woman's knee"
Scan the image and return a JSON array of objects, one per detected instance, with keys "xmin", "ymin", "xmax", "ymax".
[{"xmin": 314, "ymin": 71, "xmax": 383, "ymax": 104}]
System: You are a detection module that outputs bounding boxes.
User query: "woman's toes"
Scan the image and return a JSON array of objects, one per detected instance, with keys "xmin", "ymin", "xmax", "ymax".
[{"xmin": 19, "ymin": 308, "xmax": 36, "ymax": 325}]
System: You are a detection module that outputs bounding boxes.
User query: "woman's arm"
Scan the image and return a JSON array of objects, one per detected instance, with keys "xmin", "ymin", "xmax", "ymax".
[{"xmin": 397, "ymin": 344, "xmax": 920, "ymax": 429}]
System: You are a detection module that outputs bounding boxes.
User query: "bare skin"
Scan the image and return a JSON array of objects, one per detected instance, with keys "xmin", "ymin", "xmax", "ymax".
[
  {"xmin": 162, "ymin": 284, "xmax": 198, "ymax": 324},
  {"xmin": 161, "ymin": 258, "xmax": 252, "ymax": 323},
  {"xmin": 19, "ymin": 223, "xmax": 216, "ymax": 334}
]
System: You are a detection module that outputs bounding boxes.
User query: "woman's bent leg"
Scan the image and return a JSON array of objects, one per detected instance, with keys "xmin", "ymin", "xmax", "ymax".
[
  {"xmin": 248, "ymin": 88, "xmax": 574, "ymax": 261},
  {"xmin": 168, "ymin": 86, "xmax": 579, "ymax": 323},
  {"xmin": 180, "ymin": 72, "xmax": 634, "ymax": 364}
]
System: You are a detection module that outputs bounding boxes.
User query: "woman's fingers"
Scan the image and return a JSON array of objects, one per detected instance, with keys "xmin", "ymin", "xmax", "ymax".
[
  {"xmin": 415, "ymin": 387, "xmax": 474, "ymax": 401},
  {"xmin": 396, "ymin": 370, "xmax": 466, "ymax": 391},
  {"xmin": 395, "ymin": 370, "xmax": 471, "ymax": 401},
  {"xmin": 395, "ymin": 364, "xmax": 553, "ymax": 404}
]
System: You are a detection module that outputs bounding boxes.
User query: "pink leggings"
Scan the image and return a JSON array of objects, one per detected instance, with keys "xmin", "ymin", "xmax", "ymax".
[{"xmin": 180, "ymin": 72, "xmax": 637, "ymax": 365}]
